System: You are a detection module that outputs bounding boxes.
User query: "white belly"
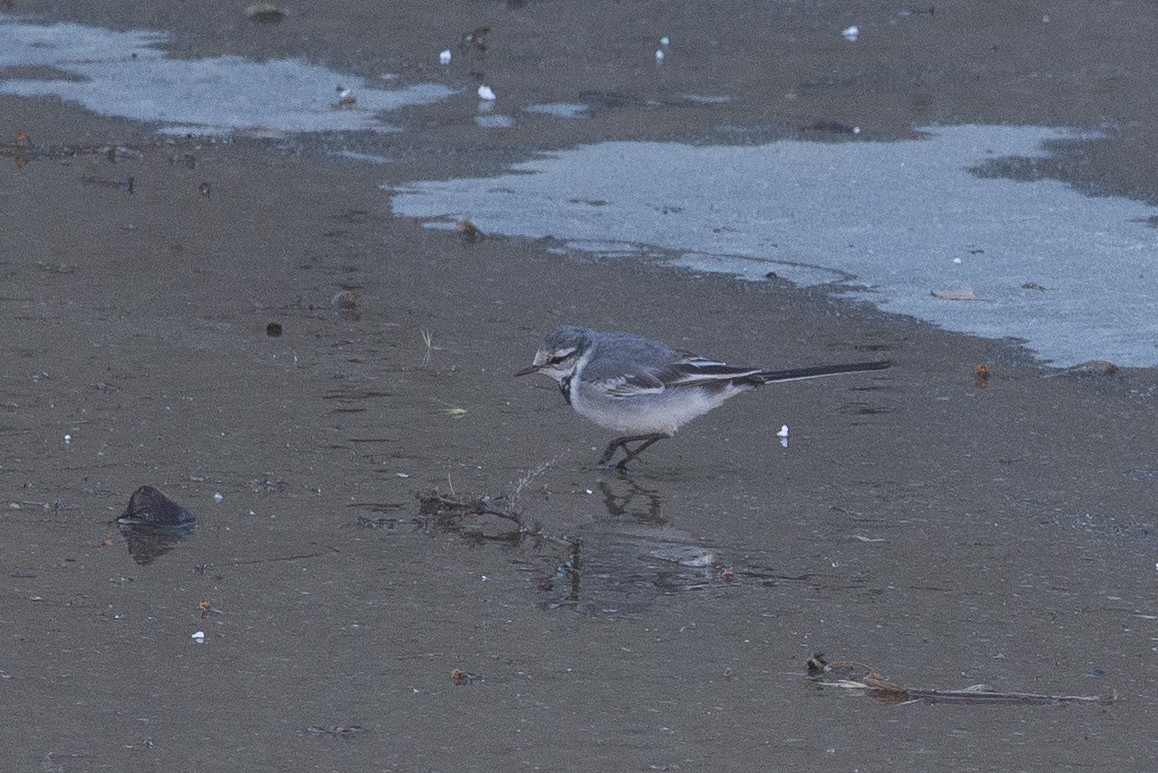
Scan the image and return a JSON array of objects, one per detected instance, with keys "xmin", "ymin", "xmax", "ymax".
[{"xmin": 571, "ymin": 380, "xmax": 754, "ymax": 435}]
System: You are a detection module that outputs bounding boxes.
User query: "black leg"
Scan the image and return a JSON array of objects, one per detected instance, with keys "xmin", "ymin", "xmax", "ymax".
[
  {"xmin": 596, "ymin": 438, "xmax": 628, "ymax": 467},
  {"xmin": 596, "ymin": 433, "xmax": 669, "ymax": 470}
]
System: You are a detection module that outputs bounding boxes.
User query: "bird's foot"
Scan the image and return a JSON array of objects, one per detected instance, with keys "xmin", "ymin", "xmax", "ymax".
[{"xmin": 596, "ymin": 433, "xmax": 668, "ymax": 471}]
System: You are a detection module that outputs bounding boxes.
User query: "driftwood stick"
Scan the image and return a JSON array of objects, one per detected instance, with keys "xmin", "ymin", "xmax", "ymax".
[{"xmin": 806, "ymin": 653, "xmax": 1115, "ymax": 706}]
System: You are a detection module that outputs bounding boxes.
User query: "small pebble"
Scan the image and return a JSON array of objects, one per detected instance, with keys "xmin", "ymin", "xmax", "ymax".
[
  {"xmin": 842, "ymin": 25, "xmax": 860, "ymax": 41},
  {"xmin": 330, "ymin": 290, "xmax": 359, "ymax": 317},
  {"xmin": 456, "ymin": 219, "xmax": 483, "ymax": 243},
  {"xmin": 477, "ymin": 85, "xmax": 496, "ymax": 101},
  {"xmin": 213, "ymin": 492, "xmax": 223, "ymax": 503},
  {"xmin": 439, "ymin": 49, "xmax": 452, "ymax": 65},
  {"xmin": 191, "ymin": 631, "xmax": 206, "ymax": 643}
]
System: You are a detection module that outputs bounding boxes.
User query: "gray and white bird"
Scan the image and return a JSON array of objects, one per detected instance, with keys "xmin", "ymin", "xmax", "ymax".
[{"xmin": 515, "ymin": 325, "xmax": 893, "ymax": 470}]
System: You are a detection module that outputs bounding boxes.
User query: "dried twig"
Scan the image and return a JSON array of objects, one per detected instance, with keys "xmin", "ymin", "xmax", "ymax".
[
  {"xmin": 416, "ymin": 489, "xmax": 522, "ymax": 524},
  {"xmin": 508, "ymin": 456, "xmax": 558, "ymax": 515},
  {"xmin": 806, "ymin": 653, "xmax": 1115, "ymax": 706},
  {"xmin": 416, "ymin": 458, "xmax": 557, "ymax": 528}
]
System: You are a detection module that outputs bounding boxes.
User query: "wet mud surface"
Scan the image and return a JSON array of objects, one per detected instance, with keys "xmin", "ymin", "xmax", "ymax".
[{"xmin": 3, "ymin": 1, "xmax": 1158, "ymax": 771}]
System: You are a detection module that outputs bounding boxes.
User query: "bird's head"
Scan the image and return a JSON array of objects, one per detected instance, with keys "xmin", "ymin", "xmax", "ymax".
[{"xmin": 514, "ymin": 325, "xmax": 592, "ymax": 383}]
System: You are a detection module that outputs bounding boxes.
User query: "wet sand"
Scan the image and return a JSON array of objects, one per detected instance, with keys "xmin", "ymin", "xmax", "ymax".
[{"xmin": 3, "ymin": 1, "xmax": 1158, "ymax": 771}]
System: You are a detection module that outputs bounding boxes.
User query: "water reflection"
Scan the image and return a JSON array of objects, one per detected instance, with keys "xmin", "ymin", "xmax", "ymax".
[
  {"xmin": 118, "ymin": 521, "xmax": 196, "ymax": 566},
  {"xmin": 398, "ymin": 477, "xmax": 870, "ymax": 616},
  {"xmin": 596, "ymin": 479, "xmax": 665, "ymax": 524},
  {"xmin": 535, "ymin": 526, "xmax": 729, "ymax": 617},
  {"xmin": 532, "ymin": 480, "xmax": 736, "ymax": 615}
]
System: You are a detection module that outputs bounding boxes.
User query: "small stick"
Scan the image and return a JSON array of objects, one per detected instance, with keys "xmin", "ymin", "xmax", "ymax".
[{"xmin": 807, "ymin": 653, "xmax": 1114, "ymax": 706}]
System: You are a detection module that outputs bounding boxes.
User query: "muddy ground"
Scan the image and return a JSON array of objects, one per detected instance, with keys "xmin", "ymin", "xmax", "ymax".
[{"xmin": 2, "ymin": 1, "xmax": 1157, "ymax": 771}]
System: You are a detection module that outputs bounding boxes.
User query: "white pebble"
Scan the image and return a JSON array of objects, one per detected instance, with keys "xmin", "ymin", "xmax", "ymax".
[
  {"xmin": 63, "ymin": 434, "xmax": 72, "ymax": 444},
  {"xmin": 213, "ymin": 492, "xmax": 223, "ymax": 503},
  {"xmin": 842, "ymin": 25, "xmax": 859, "ymax": 41},
  {"xmin": 655, "ymin": 49, "xmax": 665, "ymax": 62},
  {"xmin": 396, "ymin": 472, "xmax": 410, "ymax": 479},
  {"xmin": 660, "ymin": 36, "xmax": 670, "ymax": 46},
  {"xmin": 191, "ymin": 631, "xmax": 206, "ymax": 643},
  {"xmin": 853, "ymin": 126, "xmax": 861, "ymax": 134},
  {"xmin": 477, "ymin": 85, "xmax": 496, "ymax": 100},
  {"xmin": 439, "ymin": 49, "xmax": 452, "ymax": 65},
  {"xmin": 776, "ymin": 425, "xmax": 789, "ymax": 438},
  {"xmin": 953, "ymin": 257, "xmax": 962, "ymax": 264}
]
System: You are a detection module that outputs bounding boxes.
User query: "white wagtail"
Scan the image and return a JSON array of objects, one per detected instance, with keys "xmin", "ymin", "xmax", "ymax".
[{"xmin": 515, "ymin": 325, "xmax": 893, "ymax": 470}]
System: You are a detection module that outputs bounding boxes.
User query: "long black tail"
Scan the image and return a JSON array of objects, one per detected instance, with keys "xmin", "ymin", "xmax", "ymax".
[{"xmin": 757, "ymin": 360, "xmax": 894, "ymax": 384}]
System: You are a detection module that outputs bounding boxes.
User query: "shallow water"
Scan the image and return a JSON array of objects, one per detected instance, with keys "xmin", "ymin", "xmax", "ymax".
[{"xmin": 3, "ymin": 1, "xmax": 1158, "ymax": 771}]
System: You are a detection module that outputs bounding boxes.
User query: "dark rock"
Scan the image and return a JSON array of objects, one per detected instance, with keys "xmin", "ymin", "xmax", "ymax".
[{"xmin": 119, "ymin": 485, "xmax": 197, "ymax": 527}]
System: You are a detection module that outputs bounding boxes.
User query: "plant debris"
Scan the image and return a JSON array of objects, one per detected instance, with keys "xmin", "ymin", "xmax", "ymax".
[
  {"xmin": 414, "ymin": 459, "xmax": 556, "ymax": 540},
  {"xmin": 806, "ymin": 653, "xmax": 1114, "ymax": 706},
  {"xmin": 245, "ymin": 3, "xmax": 284, "ymax": 23},
  {"xmin": 83, "ymin": 174, "xmax": 134, "ymax": 194},
  {"xmin": 416, "ymin": 489, "xmax": 524, "ymax": 526},
  {"xmin": 306, "ymin": 724, "xmax": 365, "ymax": 738},
  {"xmin": 1060, "ymin": 359, "xmax": 1119, "ymax": 377},
  {"xmin": 451, "ymin": 667, "xmax": 481, "ymax": 686},
  {"xmin": 931, "ymin": 284, "xmax": 984, "ymax": 301},
  {"xmin": 461, "ymin": 26, "xmax": 490, "ymax": 53}
]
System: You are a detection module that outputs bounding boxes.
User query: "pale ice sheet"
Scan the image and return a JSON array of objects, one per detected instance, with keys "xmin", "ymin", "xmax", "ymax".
[
  {"xmin": 0, "ymin": 16, "xmax": 454, "ymax": 134},
  {"xmin": 389, "ymin": 125, "xmax": 1158, "ymax": 367}
]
